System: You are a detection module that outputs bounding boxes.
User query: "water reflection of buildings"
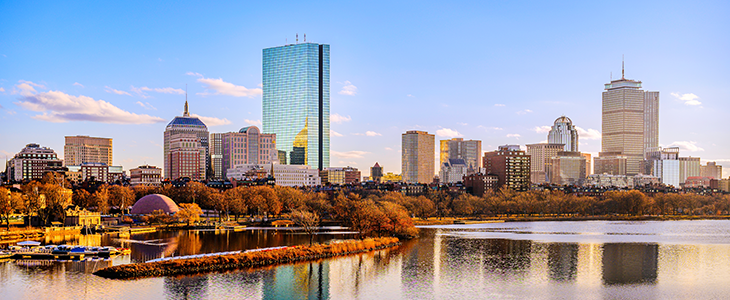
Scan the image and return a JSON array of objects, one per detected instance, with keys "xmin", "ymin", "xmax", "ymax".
[
  {"xmin": 547, "ymin": 243, "xmax": 579, "ymax": 281},
  {"xmin": 602, "ymin": 243, "xmax": 658, "ymax": 285},
  {"xmin": 165, "ymin": 275, "xmax": 208, "ymax": 300},
  {"xmin": 263, "ymin": 262, "xmax": 330, "ymax": 299}
]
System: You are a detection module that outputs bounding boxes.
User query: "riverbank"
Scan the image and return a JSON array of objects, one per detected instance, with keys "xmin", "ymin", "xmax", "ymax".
[
  {"xmin": 414, "ymin": 215, "xmax": 730, "ymax": 225},
  {"xmin": 93, "ymin": 237, "xmax": 400, "ymax": 279}
]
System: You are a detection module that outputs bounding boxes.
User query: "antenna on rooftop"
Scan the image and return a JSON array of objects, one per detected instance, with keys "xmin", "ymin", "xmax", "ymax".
[
  {"xmin": 610, "ymin": 72, "xmax": 612, "ymax": 81},
  {"xmin": 622, "ymin": 55, "xmax": 625, "ymax": 79},
  {"xmin": 296, "ymin": 33, "xmax": 299, "ymax": 43},
  {"xmin": 304, "ymin": 33, "xmax": 306, "ymax": 42}
]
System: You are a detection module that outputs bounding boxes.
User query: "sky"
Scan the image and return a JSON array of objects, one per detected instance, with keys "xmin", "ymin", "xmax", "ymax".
[{"xmin": 1, "ymin": 1, "xmax": 729, "ymax": 178}]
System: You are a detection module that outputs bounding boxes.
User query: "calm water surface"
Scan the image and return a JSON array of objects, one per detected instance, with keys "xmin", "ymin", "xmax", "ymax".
[{"xmin": 2, "ymin": 220, "xmax": 730, "ymax": 299}]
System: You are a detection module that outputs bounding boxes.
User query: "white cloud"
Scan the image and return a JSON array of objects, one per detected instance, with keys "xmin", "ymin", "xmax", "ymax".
[
  {"xmin": 131, "ymin": 86, "xmax": 185, "ymax": 98},
  {"xmin": 575, "ymin": 126, "xmax": 601, "ymax": 140},
  {"xmin": 135, "ymin": 101, "xmax": 157, "ymax": 110},
  {"xmin": 516, "ymin": 109, "xmax": 532, "ymax": 115},
  {"xmin": 331, "ymin": 113, "xmax": 351, "ymax": 123},
  {"xmin": 385, "ymin": 147, "xmax": 393, "ymax": 151},
  {"xmin": 331, "ymin": 130, "xmax": 344, "ymax": 137},
  {"xmin": 105, "ymin": 86, "xmax": 131, "ymax": 96},
  {"xmin": 15, "ymin": 90, "xmax": 164, "ymax": 124},
  {"xmin": 436, "ymin": 128, "xmax": 463, "ymax": 138},
  {"xmin": 0, "ymin": 87, "xmax": 4, "ymax": 92},
  {"xmin": 494, "ymin": 104, "xmax": 505, "ymax": 107},
  {"xmin": 244, "ymin": 119, "xmax": 262, "ymax": 126},
  {"xmin": 187, "ymin": 72, "xmax": 261, "ymax": 98},
  {"xmin": 332, "ymin": 150, "xmax": 369, "ymax": 159},
  {"xmin": 13, "ymin": 80, "xmax": 45, "ymax": 96},
  {"xmin": 668, "ymin": 141, "xmax": 704, "ymax": 152},
  {"xmin": 458, "ymin": 122, "xmax": 468, "ymax": 126},
  {"xmin": 671, "ymin": 92, "xmax": 701, "ymax": 106},
  {"xmin": 190, "ymin": 114, "xmax": 231, "ymax": 126},
  {"xmin": 339, "ymin": 81, "xmax": 357, "ymax": 96},
  {"xmin": 407, "ymin": 94, "xmax": 414, "ymax": 97},
  {"xmin": 477, "ymin": 125, "xmax": 503, "ymax": 131},
  {"xmin": 73, "ymin": 82, "xmax": 84, "ymax": 88},
  {"xmin": 506, "ymin": 133, "xmax": 521, "ymax": 138},
  {"xmin": 533, "ymin": 125, "xmax": 551, "ymax": 133},
  {"xmin": 365, "ymin": 131, "xmax": 381, "ymax": 137}
]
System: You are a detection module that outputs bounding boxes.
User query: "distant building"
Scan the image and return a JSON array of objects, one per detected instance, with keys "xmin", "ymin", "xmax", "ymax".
[
  {"xmin": 370, "ymin": 162, "xmax": 383, "ymax": 182},
  {"xmin": 66, "ymin": 163, "xmax": 124, "ymax": 183},
  {"xmin": 594, "ymin": 152, "xmax": 627, "ymax": 175},
  {"xmin": 547, "ymin": 116, "xmax": 579, "ymax": 152},
  {"xmin": 684, "ymin": 176, "xmax": 714, "ymax": 189},
  {"xmin": 439, "ymin": 138, "xmax": 482, "ymax": 174},
  {"xmin": 216, "ymin": 126, "xmax": 277, "ymax": 179},
  {"xmin": 439, "ymin": 158, "xmax": 467, "ymax": 184},
  {"xmin": 64, "ymin": 135, "xmax": 113, "ymax": 166},
  {"xmin": 548, "ymin": 151, "xmax": 586, "ymax": 186},
  {"xmin": 263, "ymin": 42, "xmax": 330, "ymax": 170},
  {"xmin": 582, "ymin": 153, "xmax": 592, "ymax": 175},
  {"xmin": 645, "ymin": 147, "xmax": 680, "ymax": 187},
  {"xmin": 700, "ymin": 162, "xmax": 723, "ymax": 179},
  {"xmin": 381, "ymin": 172, "xmax": 402, "ymax": 182},
  {"xmin": 164, "ymin": 100, "xmax": 209, "ymax": 180},
  {"xmin": 6, "ymin": 143, "xmax": 63, "ymax": 182},
  {"xmin": 463, "ymin": 173, "xmax": 499, "ymax": 196},
  {"xmin": 130, "ymin": 165, "xmax": 162, "ymax": 186},
  {"xmin": 483, "ymin": 145, "xmax": 531, "ymax": 191},
  {"xmin": 526, "ymin": 143, "xmax": 564, "ymax": 184},
  {"xmin": 601, "ymin": 68, "xmax": 659, "ymax": 175},
  {"xmin": 586, "ymin": 174, "xmax": 660, "ymax": 188},
  {"xmin": 321, "ymin": 166, "xmax": 360, "ymax": 185},
  {"xmin": 402, "ymin": 130, "xmax": 435, "ymax": 183},
  {"xmin": 227, "ymin": 164, "xmax": 320, "ymax": 187},
  {"xmin": 679, "ymin": 157, "xmax": 700, "ymax": 186},
  {"xmin": 209, "ymin": 133, "xmax": 224, "ymax": 180},
  {"xmin": 719, "ymin": 179, "xmax": 730, "ymax": 193}
]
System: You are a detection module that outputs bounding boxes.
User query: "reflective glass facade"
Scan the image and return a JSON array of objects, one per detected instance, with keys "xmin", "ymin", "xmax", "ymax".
[{"xmin": 263, "ymin": 43, "xmax": 330, "ymax": 170}]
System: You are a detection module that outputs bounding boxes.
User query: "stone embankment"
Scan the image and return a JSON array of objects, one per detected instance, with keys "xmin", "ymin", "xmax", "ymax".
[{"xmin": 94, "ymin": 237, "xmax": 400, "ymax": 279}]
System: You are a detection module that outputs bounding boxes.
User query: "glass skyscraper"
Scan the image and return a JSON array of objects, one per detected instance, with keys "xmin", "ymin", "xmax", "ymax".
[{"xmin": 263, "ymin": 42, "xmax": 330, "ymax": 170}]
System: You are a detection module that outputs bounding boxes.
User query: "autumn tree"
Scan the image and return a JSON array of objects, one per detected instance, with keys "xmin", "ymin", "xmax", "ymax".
[
  {"xmin": 73, "ymin": 189, "xmax": 92, "ymax": 209},
  {"xmin": 40, "ymin": 184, "xmax": 71, "ymax": 226},
  {"xmin": 0, "ymin": 188, "xmax": 24, "ymax": 230},
  {"xmin": 408, "ymin": 196, "xmax": 436, "ymax": 219},
  {"xmin": 291, "ymin": 209, "xmax": 320, "ymax": 244},
  {"xmin": 177, "ymin": 203, "xmax": 203, "ymax": 226},
  {"xmin": 21, "ymin": 181, "xmax": 44, "ymax": 226},
  {"xmin": 109, "ymin": 185, "xmax": 135, "ymax": 213},
  {"xmin": 275, "ymin": 186, "xmax": 305, "ymax": 213},
  {"xmin": 93, "ymin": 185, "xmax": 111, "ymax": 214}
]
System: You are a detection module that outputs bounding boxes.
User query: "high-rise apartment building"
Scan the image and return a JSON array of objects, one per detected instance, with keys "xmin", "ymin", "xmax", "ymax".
[
  {"xmin": 64, "ymin": 136, "xmax": 113, "ymax": 166},
  {"xmin": 526, "ymin": 143, "xmax": 564, "ymax": 184},
  {"xmin": 439, "ymin": 138, "xmax": 482, "ymax": 174},
  {"xmin": 483, "ymin": 145, "xmax": 531, "ymax": 191},
  {"xmin": 700, "ymin": 162, "xmax": 723, "ymax": 179},
  {"xmin": 601, "ymin": 67, "xmax": 659, "ymax": 175},
  {"xmin": 164, "ymin": 101, "xmax": 209, "ymax": 180},
  {"xmin": 263, "ymin": 42, "xmax": 330, "ymax": 170},
  {"xmin": 218, "ymin": 126, "xmax": 277, "ymax": 179},
  {"xmin": 547, "ymin": 116, "xmax": 579, "ymax": 152},
  {"xmin": 679, "ymin": 157, "xmax": 700, "ymax": 185},
  {"xmin": 402, "ymin": 130, "xmax": 435, "ymax": 183},
  {"xmin": 209, "ymin": 133, "xmax": 224, "ymax": 180},
  {"xmin": 6, "ymin": 143, "xmax": 63, "ymax": 182}
]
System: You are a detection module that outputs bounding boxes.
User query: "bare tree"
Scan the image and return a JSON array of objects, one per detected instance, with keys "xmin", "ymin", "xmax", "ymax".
[{"xmin": 291, "ymin": 209, "xmax": 320, "ymax": 245}]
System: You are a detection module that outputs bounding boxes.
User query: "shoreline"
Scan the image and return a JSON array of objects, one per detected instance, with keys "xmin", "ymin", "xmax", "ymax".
[
  {"xmin": 414, "ymin": 215, "xmax": 730, "ymax": 226},
  {"xmin": 93, "ymin": 237, "xmax": 400, "ymax": 279}
]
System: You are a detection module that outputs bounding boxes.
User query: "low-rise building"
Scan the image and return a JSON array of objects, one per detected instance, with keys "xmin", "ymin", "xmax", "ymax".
[
  {"xmin": 683, "ymin": 176, "xmax": 715, "ymax": 189},
  {"xmin": 130, "ymin": 165, "xmax": 162, "ymax": 186},
  {"xmin": 66, "ymin": 163, "xmax": 124, "ymax": 183},
  {"xmin": 381, "ymin": 172, "xmax": 402, "ymax": 182},
  {"xmin": 463, "ymin": 173, "xmax": 499, "ymax": 196},
  {"xmin": 321, "ymin": 166, "xmax": 360, "ymax": 185},
  {"xmin": 6, "ymin": 143, "xmax": 63, "ymax": 182},
  {"xmin": 585, "ymin": 174, "xmax": 660, "ymax": 188},
  {"xmin": 227, "ymin": 164, "xmax": 320, "ymax": 187}
]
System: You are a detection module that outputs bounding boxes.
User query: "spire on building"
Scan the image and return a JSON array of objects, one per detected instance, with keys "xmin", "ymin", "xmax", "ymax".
[
  {"xmin": 622, "ymin": 55, "xmax": 625, "ymax": 79},
  {"xmin": 184, "ymin": 84, "xmax": 190, "ymax": 117}
]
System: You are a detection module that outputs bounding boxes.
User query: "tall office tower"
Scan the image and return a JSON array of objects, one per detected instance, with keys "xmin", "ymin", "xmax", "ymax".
[
  {"xmin": 678, "ymin": 156, "xmax": 700, "ymax": 184},
  {"xmin": 209, "ymin": 133, "xmax": 224, "ymax": 180},
  {"xmin": 6, "ymin": 143, "xmax": 63, "ymax": 182},
  {"xmin": 700, "ymin": 162, "xmax": 723, "ymax": 179},
  {"xmin": 64, "ymin": 136, "xmax": 113, "ymax": 166},
  {"xmin": 164, "ymin": 100, "xmax": 209, "ymax": 180},
  {"xmin": 483, "ymin": 145, "xmax": 531, "ymax": 191},
  {"xmin": 402, "ymin": 130, "xmax": 435, "ymax": 183},
  {"xmin": 439, "ymin": 138, "xmax": 482, "ymax": 174},
  {"xmin": 526, "ymin": 143, "xmax": 564, "ymax": 184},
  {"xmin": 219, "ymin": 126, "xmax": 277, "ymax": 178},
  {"xmin": 547, "ymin": 116, "xmax": 579, "ymax": 152},
  {"xmin": 370, "ymin": 162, "xmax": 383, "ymax": 182},
  {"xmin": 263, "ymin": 41, "xmax": 330, "ymax": 170},
  {"xmin": 601, "ymin": 65, "xmax": 659, "ymax": 175}
]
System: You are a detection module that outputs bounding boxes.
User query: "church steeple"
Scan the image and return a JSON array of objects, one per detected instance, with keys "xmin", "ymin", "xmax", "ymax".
[{"xmin": 183, "ymin": 85, "xmax": 190, "ymax": 117}]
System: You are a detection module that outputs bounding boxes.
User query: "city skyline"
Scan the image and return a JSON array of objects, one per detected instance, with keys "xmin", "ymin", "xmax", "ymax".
[{"xmin": 1, "ymin": 1, "xmax": 728, "ymax": 178}]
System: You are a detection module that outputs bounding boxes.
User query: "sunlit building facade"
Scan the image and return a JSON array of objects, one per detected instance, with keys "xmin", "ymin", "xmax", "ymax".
[
  {"xmin": 402, "ymin": 130, "xmax": 435, "ymax": 183},
  {"xmin": 164, "ymin": 101, "xmax": 209, "ymax": 179},
  {"xmin": 526, "ymin": 143, "xmax": 564, "ymax": 184},
  {"xmin": 64, "ymin": 135, "xmax": 113, "ymax": 166},
  {"xmin": 601, "ymin": 71, "xmax": 659, "ymax": 175},
  {"xmin": 6, "ymin": 143, "xmax": 63, "ymax": 182},
  {"xmin": 548, "ymin": 151, "xmax": 586, "ymax": 186},
  {"xmin": 263, "ymin": 42, "xmax": 330, "ymax": 170},
  {"xmin": 439, "ymin": 138, "xmax": 482, "ymax": 174},
  {"xmin": 483, "ymin": 145, "xmax": 531, "ymax": 191},
  {"xmin": 547, "ymin": 116, "xmax": 579, "ymax": 152},
  {"xmin": 218, "ymin": 126, "xmax": 277, "ymax": 179}
]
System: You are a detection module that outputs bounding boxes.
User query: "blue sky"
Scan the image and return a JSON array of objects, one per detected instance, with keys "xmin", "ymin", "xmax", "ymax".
[{"xmin": 1, "ymin": 1, "xmax": 728, "ymax": 178}]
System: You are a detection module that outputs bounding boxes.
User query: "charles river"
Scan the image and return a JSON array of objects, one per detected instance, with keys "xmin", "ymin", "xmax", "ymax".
[{"xmin": 2, "ymin": 220, "xmax": 730, "ymax": 299}]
